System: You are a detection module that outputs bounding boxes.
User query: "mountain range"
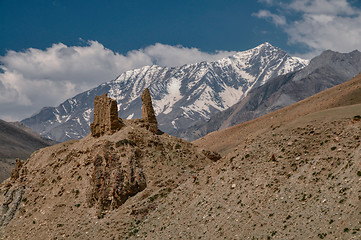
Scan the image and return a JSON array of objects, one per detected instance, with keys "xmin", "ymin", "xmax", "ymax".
[
  {"xmin": 182, "ymin": 49, "xmax": 361, "ymax": 140},
  {"xmin": 21, "ymin": 43, "xmax": 308, "ymax": 142}
]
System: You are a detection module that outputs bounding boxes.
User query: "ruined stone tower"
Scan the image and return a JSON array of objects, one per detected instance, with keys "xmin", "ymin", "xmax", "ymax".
[
  {"xmin": 141, "ymin": 88, "xmax": 158, "ymax": 133},
  {"xmin": 90, "ymin": 93, "xmax": 123, "ymax": 137}
]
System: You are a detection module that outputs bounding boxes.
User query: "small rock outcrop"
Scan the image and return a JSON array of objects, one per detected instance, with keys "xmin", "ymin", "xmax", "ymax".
[
  {"xmin": 141, "ymin": 88, "xmax": 158, "ymax": 133},
  {"xmin": 202, "ymin": 149, "xmax": 221, "ymax": 162},
  {"xmin": 0, "ymin": 185, "xmax": 25, "ymax": 226},
  {"xmin": 90, "ymin": 93, "xmax": 123, "ymax": 137},
  {"xmin": 10, "ymin": 159, "xmax": 24, "ymax": 180}
]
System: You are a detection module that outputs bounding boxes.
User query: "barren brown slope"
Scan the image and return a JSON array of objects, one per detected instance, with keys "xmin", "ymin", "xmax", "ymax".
[
  {"xmin": 134, "ymin": 102, "xmax": 361, "ymax": 240},
  {"xmin": 194, "ymin": 72, "xmax": 361, "ymax": 154},
  {"xmin": 0, "ymin": 119, "xmax": 214, "ymax": 239}
]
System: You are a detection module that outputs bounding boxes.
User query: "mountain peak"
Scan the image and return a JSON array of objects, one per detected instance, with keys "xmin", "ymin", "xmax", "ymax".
[{"xmin": 257, "ymin": 41, "xmax": 273, "ymax": 48}]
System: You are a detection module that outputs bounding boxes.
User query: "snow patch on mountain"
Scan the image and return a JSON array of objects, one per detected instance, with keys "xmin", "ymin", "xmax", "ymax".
[
  {"xmin": 219, "ymin": 86, "xmax": 245, "ymax": 108},
  {"xmin": 83, "ymin": 109, "xmax": 92, "ymax": 122},
  {"xmin": 154, "ymin": 77, "xmax": 182, "ymax": 115}
]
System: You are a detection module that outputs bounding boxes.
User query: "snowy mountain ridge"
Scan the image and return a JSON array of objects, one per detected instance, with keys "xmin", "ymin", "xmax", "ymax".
[{"xmin": 22, "ymin": 43, "xmax": 309, "ymax": 142}]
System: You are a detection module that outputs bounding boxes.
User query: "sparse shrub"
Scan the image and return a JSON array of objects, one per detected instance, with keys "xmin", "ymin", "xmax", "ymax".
[
  {"xmin": 331, "ymin": 146, "xmax": 337, "ymax": 151},
  {"xmin": 149, "ymin": 194, "xmax": 159, "ymax": 202},
  {"xmin": 318, "ymin": 233, "xmax": 327, "ymax": 239},
  {"xmin": 344, "ymin": 228, "xmax": 349, "ymax": 232},
  {"xmin": 353, "ymin": 115, "xmax": 361, "ymax": 122},
  {"xmin": 116, "ymin": 139, "xmax": 136, "ymax": 147},
  {"xmin": 301, "ymin": 193, "xmax": 306, "ymax": 201},
  {"xmin": 245, "ymin": 154, "xmax": 250, "ymax": 158},
  {"xmin": 357, "ymin": 171, "xmax": 361, "ymax": 177}
]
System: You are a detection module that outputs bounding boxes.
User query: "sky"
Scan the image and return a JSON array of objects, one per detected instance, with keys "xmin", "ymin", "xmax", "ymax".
[{"xmin": 1, "ymin": 0, "xmax": 361, "ymax": 121}]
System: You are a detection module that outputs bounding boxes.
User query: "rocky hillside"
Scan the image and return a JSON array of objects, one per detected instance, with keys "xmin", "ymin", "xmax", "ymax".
[
  {"xmin": 137, "ymin": 103, "xmax": 361, "ymax": 239},
  {"xmin": 21, "ymin": 42, "xmax": 308, "ymax": 142},
  {"xmin": 182, "ymin": 49, "xmax": 361, "ymax": 141},
  {"xmin": 0, "ymin": 119, "xmax": 53, "ymax": 182},
  {"xmin": 134, "ymin": 73, "xmax": 361, "ymax": 239},
  {"xmin": 0, "ymin": 90, "xmax": 217, "ymax": 239}
]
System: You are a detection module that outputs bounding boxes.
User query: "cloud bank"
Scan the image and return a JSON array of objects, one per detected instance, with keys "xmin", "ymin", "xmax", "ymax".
[
  {"xmin": 0, "ymin": 42, "xmax": 235, "ymax": 121},
  {"xmin": 255, "ymin": 0, "xmax": 361, "ymax": 58}
]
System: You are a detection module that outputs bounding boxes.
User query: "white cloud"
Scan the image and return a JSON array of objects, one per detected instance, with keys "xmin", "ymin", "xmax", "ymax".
[
  {"xmin": 255, "ymin": 0, "xmax": 361, "ymax": 58},
  {"xmin": 258, "ymin": 0, "xmax": 274, "ymax": 5},
  {"xmin": 253, "ymin": 10, "xmax": 287, "ymax": 26},
  {"xmin": 287, "ymin": 0, "xmax": 356, "ymax": 15},
  {"xmin": 0, "ymin": 41, "xmax": 235, "ymax": 121}
]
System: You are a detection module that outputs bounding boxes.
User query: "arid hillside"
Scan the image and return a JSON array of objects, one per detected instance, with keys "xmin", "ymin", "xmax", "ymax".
[
  {"xmin": 195, "ymin": 72, "xmax": 361, "ymax": 154},
  {"xmin": 135, "ymin": 102, "xmax": 361, "ymax": 239},
  {"xmin": 0, "ymin": 91, "xmax": 216, "ymax": 239},
  {"xmin": 134, "ymin": 73, "xmax": 361, "ymax": 239}
]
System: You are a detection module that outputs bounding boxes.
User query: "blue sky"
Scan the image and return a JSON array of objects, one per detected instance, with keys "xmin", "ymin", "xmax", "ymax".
[
  {"xmin": 1, "ymin": 0, "xmax": 361, "ymax": 121},
  {"xmin": 1, "ymin": 0, "xmax": 290, "ymax": 55}
]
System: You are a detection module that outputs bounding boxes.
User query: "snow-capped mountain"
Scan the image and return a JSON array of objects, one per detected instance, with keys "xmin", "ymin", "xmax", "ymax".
[
  {"xmin": 22, "ymin": 43, "xmax": 309, "ymax": 142},
  {"xmin": 181, "ymin": 49, "xmax": 361, "ymax": 141}
]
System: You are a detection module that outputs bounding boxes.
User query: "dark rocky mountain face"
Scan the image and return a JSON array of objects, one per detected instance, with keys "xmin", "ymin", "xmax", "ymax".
[
  {"xmin": 21, "ymin": 43, "xmax": 307, "ymax": 142},
  {"xmin": 182, "ymin": 50, "xmax": 361, "ymax": 141},
  {"xmin": 0, "ymin": 119, "xmax": 53, "ymax": 182}
]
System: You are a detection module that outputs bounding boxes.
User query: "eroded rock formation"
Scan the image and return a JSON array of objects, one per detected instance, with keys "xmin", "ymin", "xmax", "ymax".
[
  {"xmin": 10, "ymin": 159, "xmax": 24, "ymax": 180},
  {"xmin": 141, "ymin": 88, "xmax": 158, "ymax": 133},
  {"xmin": 90, "ymin": 93, "xmax": 123, "ymax": 137},
  {"xmin": 0, "ymin": 185, "xmax": 25, "ymax": 226},
  {"xmin": 88, "ymin": 143, "xmax": 146, "ymax": 218}
]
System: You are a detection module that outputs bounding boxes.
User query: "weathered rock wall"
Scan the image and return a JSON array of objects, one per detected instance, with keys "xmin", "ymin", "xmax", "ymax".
[
  {"xmin": 90, "ymin": 93, "xmax": 123, "ymax": 137},
  {"xmin": 141, "ymin": 88, "xmax": 158, "ymax": 133}
]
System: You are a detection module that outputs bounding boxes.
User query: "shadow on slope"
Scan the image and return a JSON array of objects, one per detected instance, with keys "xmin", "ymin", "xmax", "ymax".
[{"xmin": 0, "ymin": 119, "xmax": 53, "ymax": 182}]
